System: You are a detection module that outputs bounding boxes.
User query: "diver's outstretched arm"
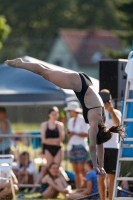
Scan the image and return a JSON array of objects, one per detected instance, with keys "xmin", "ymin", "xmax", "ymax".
[{"xmin": 89, "ymin": 122, "xmax": 106, "ymax": 177}]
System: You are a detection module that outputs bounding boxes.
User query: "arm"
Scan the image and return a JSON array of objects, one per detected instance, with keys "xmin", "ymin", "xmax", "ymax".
[
  {"xmin": 89, "ymin": 123, "xmax": 106, "ymax": 176},
  {"xmin": 11, "ymin": 170, "xmax": 18, "ymax": 185},
  {"xmin": 67, "ymin": 130, "xmax": 76, "ymax": 140},
  {"xmin": 59, "ymin": 166, "xmax": 69, "ymax": 181},
  {"xmin": 66, "ymin": 118, "xmax": 76, "ymax": 140},
  {"xmin": 41, "ymin": 122, "xmax": 60, "ymax": 145},
  {"xmin": 0, "ymin": 120, "xmax": 8, "ymax": 142},
  {"xmin": 81, "ymin": 180, "xmax": 92, "ymax": 195},
  {"xmin": 97, "ymin": 144, "xmax": 104, "ymax": 169},
  {"xmin": 88, "ymin": 123, "xmax": 98, "ymax": 168},
  {"xmin": 57, "ymin": 122, "xmax": 65, "ymax": 144},
  {"xmin": 105, "ymin": 103, "xmax": 121, "ymax": 125},
  {"xmin": 0, "ymin": 182, "xmax": 10, "ymax": 189},
  {"xmin": 78, "ymin": 133, "xmax": 88, "ymax": 137},
  {"xmin": 44, "ymin": 176, "xmax": 67, "ymax": 193}
]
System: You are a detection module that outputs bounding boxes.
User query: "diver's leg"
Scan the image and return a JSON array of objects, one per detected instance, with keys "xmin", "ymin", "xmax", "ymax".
[{"xmin": 5, "ymin": 58, "xmax": 81, "ymax": 92}]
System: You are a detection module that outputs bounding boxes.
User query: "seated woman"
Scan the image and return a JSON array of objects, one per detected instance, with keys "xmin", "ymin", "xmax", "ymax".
[
  {"xmin": 67, "ymin": 160, "xmax": 99, "ymax": 200},
  {"xmin": 0, "ymin": 170, "xmax": 18, "ymax": 199},
  {"xmin": 13, "ymin": 151, "xmax": 37, "ymax": 185},
  {"xmin": 39, "ymin": 162, "xmax": 72, "ymax": 199}
]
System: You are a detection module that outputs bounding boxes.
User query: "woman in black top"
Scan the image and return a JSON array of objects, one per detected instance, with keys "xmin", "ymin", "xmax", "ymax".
[
  {"xmin": 5, "ymin": 58, "xmax": 124, "ymax": 176},
  {"xmin": 30, "ymin": 107, "xmax": 64, "ymax": 193},
  {"xmin": 41, "ymin": 106, "xmax": 64, "ymax": 167}
]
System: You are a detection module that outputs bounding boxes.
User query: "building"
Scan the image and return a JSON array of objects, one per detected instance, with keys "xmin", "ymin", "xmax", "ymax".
[{"xmin": 47, "ymin": 29, "xmax": 121, "ymax": 78}]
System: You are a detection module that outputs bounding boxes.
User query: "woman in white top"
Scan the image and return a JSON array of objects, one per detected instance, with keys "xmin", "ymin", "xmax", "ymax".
[
  {"xmin": 13, "ymin": 151, "xmax": 37, "ymax": 185},
  {"xmin": 65, "ymin": 102, "xmax": 89, "ymax": 188}
]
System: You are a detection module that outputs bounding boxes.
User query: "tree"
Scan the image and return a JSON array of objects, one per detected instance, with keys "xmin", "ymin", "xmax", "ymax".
[
  {"xmin": 0, "ymin": 15, "xmax": 11, "ymax": 49},
  {"xmin": 114, "ymin": 0, "xmax": 133, "ymax": 46},
  {"xmin": 0, "ymin": 0, "xmax": 121, "ymax": 61},
  {"xmin": 72, "ymin": 0, "xmax": 122, "ymax": 30},
  {"xmin": 105, "ymin": 0, "xmax": 133, "ymax": 59}
]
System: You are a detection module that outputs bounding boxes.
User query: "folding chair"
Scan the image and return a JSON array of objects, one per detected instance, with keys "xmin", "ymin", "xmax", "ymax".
[
  {"xmin": 76, "ymin": 192, "xmax": 100, "ymax": 200},
  {"xmin": 0, "ymin": 154, "xmax": 16, "ymax": 200}
]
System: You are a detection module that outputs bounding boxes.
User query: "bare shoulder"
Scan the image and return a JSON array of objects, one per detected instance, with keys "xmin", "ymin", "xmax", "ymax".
[
  {"xmin": 42, "ymin": 174, "xmax": 49, "ymax": 183},
  {"xmin": 56, "ymin": 121, "xmax": 64, "ymax": 127},
  {"xmin": 41, "ymin": 121, "xmax": 47, "ymax": 128}
]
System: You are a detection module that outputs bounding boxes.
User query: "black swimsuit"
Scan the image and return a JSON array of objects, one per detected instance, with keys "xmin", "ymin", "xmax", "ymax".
[
  {"xmin": 74, "ymin": 72, "xmax": 105, "ymax": 124},
  {"xmin": 42, "ymin": 123, "xmax": 61, "ymax": 157}
]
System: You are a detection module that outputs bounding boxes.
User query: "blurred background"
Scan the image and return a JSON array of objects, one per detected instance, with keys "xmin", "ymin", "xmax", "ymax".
[
  {"xmin": 0, "ymin": 0, "xmax": 132, "ymax": 128},
  {"xmin": 0, "ymin": 1, "xmax": 133, "ymax": 198}
]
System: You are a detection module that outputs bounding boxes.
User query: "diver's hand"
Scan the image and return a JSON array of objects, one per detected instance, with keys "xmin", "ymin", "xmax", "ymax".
[{"xmin": 93, "ymin": 167, "xmax": 106, "ymax": 177}]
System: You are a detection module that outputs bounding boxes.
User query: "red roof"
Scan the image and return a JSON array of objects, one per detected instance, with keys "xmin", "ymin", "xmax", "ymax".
[{"xmin": 58, "ymin": 29, "xmax": 121, "ymax": 66}]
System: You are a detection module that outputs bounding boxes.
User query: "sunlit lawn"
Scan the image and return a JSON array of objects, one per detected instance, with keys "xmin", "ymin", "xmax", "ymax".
[
  {"xmin": 12, "ymin": 123, "xmax": 41, "ymax": 131},
  {"xmin": 17, "ymin": 193, "xmax": 65, "ymax": 199}
]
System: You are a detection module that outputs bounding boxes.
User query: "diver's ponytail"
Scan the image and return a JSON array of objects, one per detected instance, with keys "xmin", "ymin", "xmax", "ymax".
[{"xmin": 109, "ymin": 125, "xmax": 126, "ymax": 140}]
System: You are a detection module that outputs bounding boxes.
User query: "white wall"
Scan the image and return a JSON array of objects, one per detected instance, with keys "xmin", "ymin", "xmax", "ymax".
[
  {"xmin": 47, "ymin": 37, "xmax": 99, "ymax": 79},
  {"xmin": 47, "ymin": 37, "xmax": 78, "ymax": 71}
]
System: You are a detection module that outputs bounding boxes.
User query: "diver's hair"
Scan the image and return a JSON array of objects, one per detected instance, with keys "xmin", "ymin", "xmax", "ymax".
[
  {"xmin": 109, "ymin": 125, "xmax": 125, "ymax": 139},
  {"xmin": 98, "ymin": 123, "xmax": 125, "ymax": 144}
]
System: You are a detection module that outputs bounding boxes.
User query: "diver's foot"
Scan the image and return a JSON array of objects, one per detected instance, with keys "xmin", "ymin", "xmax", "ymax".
[{"xmin": 5, "ymin": 58, "xmax": 23, "ymax": 68}]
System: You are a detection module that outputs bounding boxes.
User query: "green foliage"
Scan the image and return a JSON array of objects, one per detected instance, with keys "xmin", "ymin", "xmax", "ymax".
[
  {"xmin": 0, "ymin": 15, "xmax": 11, "ymax": 49},
  {"xmin": 72, "ymin": 0, "xmax": 121, "ymax": 30},
  {"xmin": 0, "ymin": 0, "xmax": 122, "ymax": 61},
  {"xmin": 104, "ymin": 0, "xmax": 133, "ymax": 59},
  {"xmin": 114, "ymin": 0, "xmax": 133, "ymax": 46}
]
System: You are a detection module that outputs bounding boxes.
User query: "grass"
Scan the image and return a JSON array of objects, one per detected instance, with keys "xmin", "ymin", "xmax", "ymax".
[
  {"xmin": 16, "ymin": 193, "xmax": 65, "ymax": 200},
  {"xmin": 12, "ymin": 123, "xmax": 41, "ymax": 131}
]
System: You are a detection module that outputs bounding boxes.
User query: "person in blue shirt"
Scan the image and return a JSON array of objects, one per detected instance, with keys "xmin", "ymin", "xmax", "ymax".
[
  {"xmin": 66, "ymin": 160, "xmax": 99, "ymax": 200},
  {"xmin": 0, "ymin": 107, "xmax": 12, "ymax": 154}
]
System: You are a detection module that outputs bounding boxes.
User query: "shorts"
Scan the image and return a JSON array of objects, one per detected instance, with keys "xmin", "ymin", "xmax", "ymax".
[
  {"xmin": 69, "ymin": 145, "xmax": 88, "ymax": 163},
  {"xmin": 104, "ymin": 148, "xmax": 118, "ymax": 174},
  {"xmin": 119, "ymin": 188, "xmax": 130, "ymax": 197}
]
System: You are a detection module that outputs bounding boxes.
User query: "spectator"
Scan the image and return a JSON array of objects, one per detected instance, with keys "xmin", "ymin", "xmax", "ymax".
[
  {"xmin": 66, "ymin": 160, "xmax": 99, "ymax": 200},
  {"xmin": 41, "ymin": 106, "xmax": 64, "ymax": 166},
  {"xmin": 119, "ymin": 180, "xmax": 131, "ymax": 197},
  {"xmin": 65, "ymin": 102, "xmax": 89, "ymax": 188},
  {"xmin": 31, "ymin": 106, "xmax": 65, "ymax": 193},
  {"xmin": 0, "ymin": 107, "xmax": 12, "ymax": 154},
  {"xmin": 13, "ymin": 151, "xmax": 37, "ymax": 185},
  {"xmin": 39, "ymin": 162, "xmax": 72, "ymax": 199},
  {"xmin": 0, "ymin": 170, "xmax": 18, "ymax": 199},
  {"xmin": 98, "ymin": 89, "xmax": 122, "ymax": 200}
]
